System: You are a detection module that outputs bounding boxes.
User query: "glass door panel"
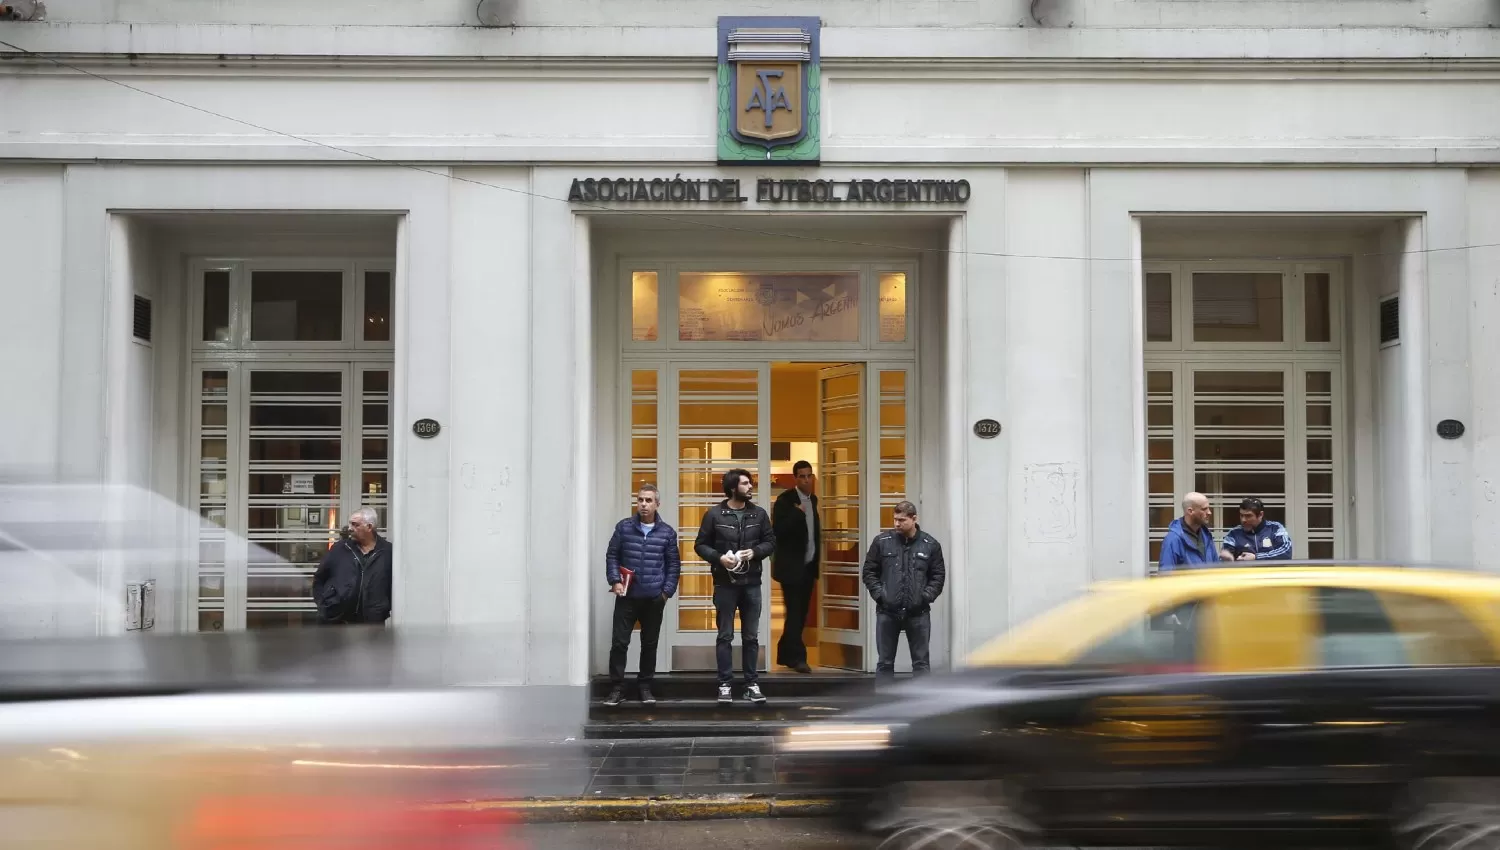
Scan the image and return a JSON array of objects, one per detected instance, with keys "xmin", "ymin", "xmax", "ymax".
[
  {"xmin": 243, "ymin": 367, "xmax": 346, "ymax": 629},
  {"xmin": 817, "ymin": 364, "xmax": 864, "ymax": 670},
  {"xmin": 1302, "ymin": 368, "xmax": 1337, "ymax": 559},
  {"xmin": 670, "ymin": 367, "xmax": 768, "ymax": 671},
  {"xmin": 1191, "ymin": 369, "xmax": 1289, "ymax": 539},
  {"xmin": 194, "ymin": 367, "xmax": 235, "ymax": 632}
]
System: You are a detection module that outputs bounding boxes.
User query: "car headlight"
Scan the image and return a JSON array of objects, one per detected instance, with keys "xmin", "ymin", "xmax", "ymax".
[{"xmin": 778, "ymin": 723, "xmax": 894, "ymax": 753}]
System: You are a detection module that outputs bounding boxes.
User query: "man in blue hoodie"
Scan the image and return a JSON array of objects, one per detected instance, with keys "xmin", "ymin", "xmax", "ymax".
[{"xmin": 1158, "ymin": 492, "xmax": 1218, "ymax": 573}]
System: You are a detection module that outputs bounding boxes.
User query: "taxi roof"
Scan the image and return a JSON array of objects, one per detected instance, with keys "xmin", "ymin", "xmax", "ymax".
[{"xmin": 966, "ymin": 563, "xmax": 1500, "ymax": 668}]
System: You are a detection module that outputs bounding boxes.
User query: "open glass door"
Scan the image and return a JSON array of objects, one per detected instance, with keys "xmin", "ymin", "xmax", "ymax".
[
  {"xmin": 816, "ymin": 364, "xmax": 865, "ymax": 670},
  {"xmin": 669, "ymin": 366, "xmax": 771, "ymax": 671}
]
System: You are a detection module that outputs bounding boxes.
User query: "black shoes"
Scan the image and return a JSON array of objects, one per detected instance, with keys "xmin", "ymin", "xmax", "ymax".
[
  {"xmin": 745, "ymin": 683, "xmax": 767, "ymax": 704},
  {"xmin": 602, "ymin": 686, "xmax": 624, "ymax": 707},
  {"xmin": 790, "ymin": 662, "xmax": 813, "ymax": 674},
  {"xmin": 639, "ymin": 684, "xmax": 657, "ymax": 705},
  {"xmin": 717, "ymin": 683, "xmax": 733, "ymax": 704}
]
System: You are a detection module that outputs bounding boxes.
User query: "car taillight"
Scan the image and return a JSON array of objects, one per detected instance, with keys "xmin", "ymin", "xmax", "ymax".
[{"xmin": 176, "ymin": 794, "xmax": 522, "ymax": 850}]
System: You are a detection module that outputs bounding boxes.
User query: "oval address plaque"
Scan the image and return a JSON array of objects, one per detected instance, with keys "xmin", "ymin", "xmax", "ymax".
[
  {"xmin": 973, "ymin": 419, "xmax": 1002, "ymax": 439},
  {"xmin": 412, "ymin": 418, "xmax": 442, "ymax": 439}
]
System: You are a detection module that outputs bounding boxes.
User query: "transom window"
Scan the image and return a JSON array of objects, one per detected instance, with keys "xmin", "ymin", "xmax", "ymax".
[
  {"xmin": 194, "ymin": 260, "xmax": 393, "ymax": 350},
  {"xmin": 1144, "ymin": 262, "xmax": 1344, "ymax": 565},
  {"xmin": 626, "ymin": 264, "xmax": 915, "ymax": 350}
]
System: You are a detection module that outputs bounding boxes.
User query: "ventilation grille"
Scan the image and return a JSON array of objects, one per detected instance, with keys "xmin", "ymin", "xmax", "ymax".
[
  {"xmin": 132, "ymin": 295, "xmax": 152, "ymax": 343},
  {"xmin": 1379, "ymin": 296, "xmax": 1400, "ymax": 345}
]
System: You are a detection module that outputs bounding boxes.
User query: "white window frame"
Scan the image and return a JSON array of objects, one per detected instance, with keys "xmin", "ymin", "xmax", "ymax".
[
  {"xmin": 1143, "ymin": 260, "xmax": 1347, "ymax": 562},
  {"xmin": 183, "ymin": 254, "xmax": 395, "ymax": 632}
]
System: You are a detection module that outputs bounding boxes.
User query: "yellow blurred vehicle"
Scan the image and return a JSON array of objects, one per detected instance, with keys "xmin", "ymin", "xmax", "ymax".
[{"xmin": 785, "ymin": 565, "xmax": 1500, "ymax": 850}]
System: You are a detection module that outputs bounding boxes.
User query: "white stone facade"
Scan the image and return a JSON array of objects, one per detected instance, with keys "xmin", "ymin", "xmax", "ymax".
[{"xmin": 1, "ymin": 0, "xmax": 1498, "ymax": 684}]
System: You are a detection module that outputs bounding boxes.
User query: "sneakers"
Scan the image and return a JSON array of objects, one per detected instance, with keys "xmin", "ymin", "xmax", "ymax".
[
  {"xmin": 602, "ymin": 685, "xmax": 624, "ymax": 707},
  {"xmin": 745, "ymin": 683, "xmax": 767, "ymax": 704},
  {"xmin": 639, "ymin": 684, "xmax": 657, "ymax": 705},
  {"xmin": 717, "ymin": 683, "xmax": 733, "ymax": 704}
]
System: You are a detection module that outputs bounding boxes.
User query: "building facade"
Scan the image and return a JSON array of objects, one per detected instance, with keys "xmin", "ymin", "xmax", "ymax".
[{"xmin": 1, "ymin": 0, "xmax": 1498, "ymax": 685}]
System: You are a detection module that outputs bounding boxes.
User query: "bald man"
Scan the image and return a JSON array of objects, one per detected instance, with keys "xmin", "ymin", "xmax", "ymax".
[{"xmin": 1158, "ymin": 492, "xmax": 1219, "ymax": 573}]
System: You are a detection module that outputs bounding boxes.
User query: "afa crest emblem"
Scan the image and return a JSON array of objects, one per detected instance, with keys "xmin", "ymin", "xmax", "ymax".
[{"xmin": 718, "ymin": 16, "xmax": 821, "ymax": 164}]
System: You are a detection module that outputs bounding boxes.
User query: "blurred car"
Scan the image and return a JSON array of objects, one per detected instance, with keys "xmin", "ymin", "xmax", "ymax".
[
  {"xmin": 0, "ymin": 628, "xmax": 551, "ymax": 850},
  {"xmin": 781, "ymin": 564, "xmax": 1500, "ymax": 850}
]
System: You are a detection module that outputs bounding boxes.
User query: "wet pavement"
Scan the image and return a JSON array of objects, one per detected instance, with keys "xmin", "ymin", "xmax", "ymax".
[
  {"xmin": 518, "ymin": 818, "xmax": 863, "ymax": 848},
  {"xmin": 505, "ymin": 735, "xmax": 821, "ymax": 800}
]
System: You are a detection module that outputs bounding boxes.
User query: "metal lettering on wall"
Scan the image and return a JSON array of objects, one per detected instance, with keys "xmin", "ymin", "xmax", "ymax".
[{"xmin": 566, "ymin": 177, "xmax": 971, "ymax": 205}]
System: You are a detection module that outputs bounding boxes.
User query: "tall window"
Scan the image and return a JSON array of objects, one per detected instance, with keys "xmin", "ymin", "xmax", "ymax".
[
  {"xmin": 1144, "ymin": 263, "xmax": 1342, "ymax": 566},
  {"xmin": 190, "ymin": 260, "xmax": 394, "ymax": 631}
]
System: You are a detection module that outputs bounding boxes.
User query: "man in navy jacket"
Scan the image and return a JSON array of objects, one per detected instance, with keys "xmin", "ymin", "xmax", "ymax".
[
  {"xmin": 603, "ymin": 484, "xmax": 680, "ymax": 707},
  {"xmin": 1220, "ymin": 497, "xmax": 1294, "ymax": 561}
]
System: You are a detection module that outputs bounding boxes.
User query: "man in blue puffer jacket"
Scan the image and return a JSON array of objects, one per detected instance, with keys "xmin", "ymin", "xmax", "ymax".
[{"xmin": 603, "ymin": 483, "xmax": 681, "ymax": 707}]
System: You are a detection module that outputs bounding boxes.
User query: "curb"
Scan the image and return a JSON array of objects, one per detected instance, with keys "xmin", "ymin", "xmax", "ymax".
[{"xmin": 433, "ymin": 795, "xmax": 841, "ymax": 823}]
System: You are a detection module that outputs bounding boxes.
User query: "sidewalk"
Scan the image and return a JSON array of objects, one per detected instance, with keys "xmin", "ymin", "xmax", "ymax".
[{"xmin": 437, "ymin": 735, "xmax": 841, "ymax": 823}]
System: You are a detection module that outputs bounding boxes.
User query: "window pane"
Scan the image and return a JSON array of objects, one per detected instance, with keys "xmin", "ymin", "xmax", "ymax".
[
  {"xmin": 1314, "ymin": 586, "xmax": 1406, "ymax": 667},
  {"xmin": 1146, "ymin": 370, "xmax": 1175, "ymax": 564},
  {"xmin": 1145, "ymin": 272, "xmax": 1173, "ymax": 342},
  {"xmin": 879, "ymin": 272, "xmax": 907, "ymax": 343},
  {"xmin": 245, "ymin": 368, "xmax": 343, "ymax": 631},
  {"xmin": 202, "ymin": 270, "xmax": 231, "ymax": 342},
  {"xmin": 1076, "ymin": 599, "xmax": 1201, "ymax": 671},
  {"xmin": 1192, "ymin": 272, "xmax": 1283, "ymax": 343},
  {"xmin": 630, "ymin": 370, "xmax": 659, "ymax": 512},
  {"xmin": 250, "ymin": 270, "xmax": 343, "ymax": 341},
  {"xmin": 364, "ymin": 270, "xmax": 391, "ymax": 342},
  {"xmin": 362, "ymin": 370, "xmax": 391, "ymax": 528},
  {"xmin": 679, "ymin": 272, "xmax": 860, "ymax": 342},
  {"xmin": 1379, "ymin": 593, "xmax": 1494, "ymax": 666},
  {"xmin": 632, "ymin": 271, "xmax": 659, "ymax": 342},
  {"xmin": 1304, "ymin": 272, "xmax": 1331, "ymax": 343},
  {"xmin": 1192, "ymin": 370, "xmax": 1287, "ymax": 542}
]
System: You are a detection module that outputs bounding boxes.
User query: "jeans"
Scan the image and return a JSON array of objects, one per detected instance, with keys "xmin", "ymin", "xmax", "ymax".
[
  {"xmin": 714, "ymin": 583, "xmax": 762, "ymax": 684},
  {"xmin": 875, "ymin": 608, "xmax": 931, "ymax": 679},
  {"xmin": 776, "ymin": 570, "xmax": 816, "ymax": 667},
  {"xmin": 608, "ymin": 594, "xmax": 667, "ymax": 684}
]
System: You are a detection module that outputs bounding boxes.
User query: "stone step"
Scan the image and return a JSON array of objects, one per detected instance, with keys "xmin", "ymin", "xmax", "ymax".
[
  {"xmin": 589, "ymin": 671, "xmax": 898, "ymax": 701},
  {"xmin": 589, "ymin": 695, "xmax": 856, "ymax": 723},
  {"xmin": 583, "ymin": 718, "xmax": 799, "ymax": 740}
]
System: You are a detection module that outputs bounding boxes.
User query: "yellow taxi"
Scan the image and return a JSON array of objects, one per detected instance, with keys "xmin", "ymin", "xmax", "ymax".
[{"xmin": 785, "ymin": 565, "xmax": 1500, "ymax": 850}]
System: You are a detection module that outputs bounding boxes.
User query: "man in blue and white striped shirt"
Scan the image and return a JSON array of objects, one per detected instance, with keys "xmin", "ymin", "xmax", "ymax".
[{"xmin": 1219, "ymin": 497, "xmax": 1294, "ymax": 562}]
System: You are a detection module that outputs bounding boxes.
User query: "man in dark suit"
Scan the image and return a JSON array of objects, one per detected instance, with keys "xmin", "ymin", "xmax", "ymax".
[{"xmin": 772, "ymin": 460, "xmax": 820, "ymax": 673}]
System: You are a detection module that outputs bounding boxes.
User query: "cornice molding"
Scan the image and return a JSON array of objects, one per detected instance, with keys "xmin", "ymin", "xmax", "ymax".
[{"xmin": 5, "ymin": 52, "xmax": 1500, "ymax": 80}]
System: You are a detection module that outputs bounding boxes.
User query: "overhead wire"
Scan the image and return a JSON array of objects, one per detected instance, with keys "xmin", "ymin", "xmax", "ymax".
[{"xmin": 2, "ymin": 38, "xmax": 1499, "ymax": 264}]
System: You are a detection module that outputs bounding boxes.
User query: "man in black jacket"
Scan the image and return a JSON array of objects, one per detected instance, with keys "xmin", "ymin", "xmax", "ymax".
[
  {"xmin": 694, "ymin": 468, "xmax": 776, "ymax": 704},
  {"xmin": 772, "ymin": 460, "xmax": 819, "ymax": 673},
  {"xmin": 861, "ymin": 500, "xmax": 945, "ymax": 680},
  {"xmin": 313, "ymin": 506, "xmax": 393, "ymax": 625}
]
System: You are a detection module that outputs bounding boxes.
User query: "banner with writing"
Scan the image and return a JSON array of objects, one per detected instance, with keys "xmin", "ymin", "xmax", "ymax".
[{"xmin": 678, "ymin": 272, "xmax": 860, "ymax": 342}]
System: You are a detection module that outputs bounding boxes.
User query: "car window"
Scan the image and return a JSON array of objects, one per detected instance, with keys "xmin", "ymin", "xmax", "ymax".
[
  {"xmin": 1074, "ymin": 599, "xmax": 1201, "ymax": 672},
  {"xmin": 1200, "ymin": 585, "xmax": 1311, "ymax": 671},
  {"xmin": 1377, "ymin": 591, "xmax": 1495, "ymax": 666},
  {"xmin": 1314, "ymin": 586, "xmax": 1407, "ymax": 668}
]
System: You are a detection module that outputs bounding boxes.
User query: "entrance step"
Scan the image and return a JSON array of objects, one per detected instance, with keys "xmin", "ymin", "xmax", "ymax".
[
  {"xmin": 583, "ymin": 718, "xmax": 802, "ymax": 739},
  {"xmin": 588, "ymin": 671, "xmax": 889, "ymax": 702},
  {"xmin": 586, "ymin": 672, "xmax": 904, "ymax": 739}
]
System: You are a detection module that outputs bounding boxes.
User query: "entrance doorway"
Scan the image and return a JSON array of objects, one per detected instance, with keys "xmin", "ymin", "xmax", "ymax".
[
  {"xmin": 624, "ymin": 359, "xmax": 914, "ymax": 673},
  {"xmin": 613, "ymin": 261, "xmax": 921, "ymax": 675}
]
